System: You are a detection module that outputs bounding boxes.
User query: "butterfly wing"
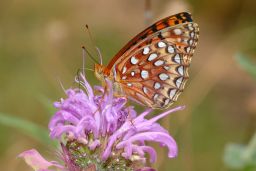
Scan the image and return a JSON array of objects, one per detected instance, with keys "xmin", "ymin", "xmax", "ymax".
[{"xmin": 108, "ymin": 12, "xmax": 199, "ymax": 109}]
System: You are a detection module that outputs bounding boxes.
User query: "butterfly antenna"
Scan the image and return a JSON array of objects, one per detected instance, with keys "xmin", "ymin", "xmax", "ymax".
[
  {"xmin": 85, "ymin": 24, "xmax": 96, "ymax": 45},
  {"xmin": 81, "ymin": 45, "xmax": 99, "ymax": 64},
  {"xmin": 85, "ymin": 25, "xmax": 103, "ymax": 65}
]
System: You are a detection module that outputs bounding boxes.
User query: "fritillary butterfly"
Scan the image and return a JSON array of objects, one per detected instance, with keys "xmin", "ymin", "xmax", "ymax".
[{"xmin": 95, "ymin": 12, "xmax": 199, "ymax": 109}]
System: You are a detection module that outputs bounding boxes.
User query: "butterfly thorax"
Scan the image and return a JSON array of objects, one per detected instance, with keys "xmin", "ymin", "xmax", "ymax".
[{"xmin": 94, "ymin": 64, "xmax": 111, "ymax": 83}]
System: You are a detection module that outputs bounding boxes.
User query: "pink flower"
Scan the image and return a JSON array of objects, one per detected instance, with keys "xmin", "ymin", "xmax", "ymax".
[{"xmin": 19, "ymin": 73, "xmax": 184, "ymax": 171}]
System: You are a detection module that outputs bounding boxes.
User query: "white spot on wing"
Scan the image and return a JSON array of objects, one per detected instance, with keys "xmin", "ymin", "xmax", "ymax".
[
  {"xmin": 169, "ymin": 89, "xmax": 177, "ymax": 99},
  {"xmin": 158, "ymin": 41, "xmax": 166, "ymax": 48},
  {"xmin": 190, "ymin": 32, "xmax": 195, "ymax": 38},
  {"xmin": 188, "ymin": 26, "xmax": 194, "ymax": 31},
  {"xmin": 148, "ymin": 53, "xmax": 158, "ymax": 61},
  {"xmin": 143, "ymin": 87, "xmax": 148, "ymax": 94},
  {"xmin": 141, "ymin": 70, "xmax": 149, "ymax": 79},
  {"xmin": 131, "ymin": 71, "xmax": 135, "ymax": 76},
  {"xmin": 164, "ymin": 99, "xmax": 170, "ymax": 106},
  {"xmin": 143, "ymin": 47, "xmax": 150, "ymax": 55},
  {"xmin": 186, "ymin": 47, "xmax": 191, "ymax": 53},
  {"xmin": 127, "ymin": 83, "xmax": 132, "ymax": 87},
  {"xmin": 122, "ymin": 76, "xmax": 127, "ymax": 80},
  {"xmin": 154, "ymin": 82, "xmax": 161, "ymax": 89},
  {"xmin": 177, "ymin": 66, "xmax": 184, "ymax": 75},
  {"xmin": 175, "ymin": 77, "xmax": 183, "ymax": 88},
  {"xmin": 153, "ymin": 94, "xmax": 159, "ymax": 101},
  {"xmin": 167, "ymin": 46, "xmax": 175, "ymax": 53},
  {"xmin": 164, "ymin": 66, "xmax": 170, "ymax": 70},
  {"xmin": 173, "ymin": 54, "xmax": 181, "ymax": 64},
  {"xmin": 131, "ymin": 56, "xmax": 138, "ymax": 65},
  {"xmin": 183, "ymin": 39, "xmax": 189, "ymax": 45},
  {"xmin": 159, "ymin": 73, "xmax": 169, "ymax": 81},
  {"xmin": 122, "ymin": 66, "xmax": 127, "ymax": 74},
  {"xmin": 173, "ymin": 28, "xmax": 182, "ymax": 35},
  {"xmin": 189, "ymin": 39, "xmax": 193, "ymax": 45},
  {"xmin": 154, "ymin": 60, "xmax": 164, "ymax": 66}
]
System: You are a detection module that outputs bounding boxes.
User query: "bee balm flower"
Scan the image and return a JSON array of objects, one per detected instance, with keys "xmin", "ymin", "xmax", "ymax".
[{"xmin": 19, "ymin": 73, "xmax": 184, "ymax": 171}]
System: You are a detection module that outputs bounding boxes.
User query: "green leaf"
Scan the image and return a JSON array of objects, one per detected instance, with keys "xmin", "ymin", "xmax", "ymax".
[
  {"xmin": 224, "ymin": 133, "xmax": 256, "ymax": 170},
  {"xmin": 0, "ymin": 113, "xmax": 57, "ymax": 147},
  {"xmin": 244, "ymin": 133, "xmax": 256, "ymax": 167},
  {"xmin": 224, "ymin": 143, "xmax": 246, "ymax": 169},
  {"xmin": 235, "ymin": 53, "xmax": 256, "ymax": 79}
]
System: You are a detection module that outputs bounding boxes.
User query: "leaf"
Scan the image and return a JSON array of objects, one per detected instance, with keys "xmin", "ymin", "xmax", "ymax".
[
  {"xmin": 223, "ymin": 143, "xmax": 246, "ymax": 169},
  {"xmin": 243, "ymin": 133, "xmax": 256, "ymax": 167},
  {"xmin": 224, "ymin": 133, "xmax": 256, "ymax": 170},
  {"xmin": 235, "ymin": 53, "xmax": 256, "ymax": 79},
  {"xmin": 0, "ymin": 113, "xmax": 57, "ymax": 147}
]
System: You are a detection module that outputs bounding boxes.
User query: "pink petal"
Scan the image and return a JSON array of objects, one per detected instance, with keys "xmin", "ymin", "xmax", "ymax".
[{"xmin": 18, "ymin": 149, "xmax": 64, "ymax": 171}]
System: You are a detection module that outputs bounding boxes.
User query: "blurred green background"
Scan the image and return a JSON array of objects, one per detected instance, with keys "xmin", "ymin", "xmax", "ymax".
[{"xmin": 0, "ymin": 0, "xmax": 256, "ymax": 170}]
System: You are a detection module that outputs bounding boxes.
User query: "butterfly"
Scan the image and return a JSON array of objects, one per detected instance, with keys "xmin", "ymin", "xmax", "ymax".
[{"xmin": 94, "ymin": 12, "xmax": 199, "ymax": 109}]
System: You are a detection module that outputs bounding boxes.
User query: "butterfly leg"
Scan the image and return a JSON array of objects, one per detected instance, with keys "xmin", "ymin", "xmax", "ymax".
[
  {"xmin": 75, "ymin": 68, "xmax": 84, "ymax": 90},
  {"xmin": 95, "ymin": 84, "xmax": 110, "ymax": 115},
  {"xmin": 123, "ymin": 100, "xmax": 136, "ymax": 128}
]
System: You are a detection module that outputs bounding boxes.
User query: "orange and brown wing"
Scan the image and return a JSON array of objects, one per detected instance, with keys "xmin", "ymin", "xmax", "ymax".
[{"xmin": 108, "ymin": 12, "xmax": 199, "ymax": 109}]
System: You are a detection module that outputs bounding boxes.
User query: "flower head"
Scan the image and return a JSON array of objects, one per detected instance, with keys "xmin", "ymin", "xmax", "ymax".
[{"xmin": 19, "ymin": 74, "xmax": 184, "ymax": 171}]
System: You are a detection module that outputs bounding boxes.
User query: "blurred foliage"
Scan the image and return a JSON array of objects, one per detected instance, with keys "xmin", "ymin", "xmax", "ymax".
[
  {"xmin": 223, "ymin": 53, "xmax": 256, "ymax": 171},
  {"xmin": 224, "ymin": 134, "xmax": 256, "ymax": 170},
  {"xmin": 0, "ymin": 113, "xmax": 55, "ymax": 147},
  {"xmin": 235, "ymin": 53, "xmax": 256, "ymax": 79}
]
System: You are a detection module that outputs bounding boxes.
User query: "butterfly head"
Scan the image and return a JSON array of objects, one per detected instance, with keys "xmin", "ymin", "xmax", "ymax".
[
  {"xmin": 94, "ymin": 64, "xmax": 105, "ymax": 80},
  {"xmin": 94, "ymin": 64, "xmax": 112, "ymax": 82}
]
